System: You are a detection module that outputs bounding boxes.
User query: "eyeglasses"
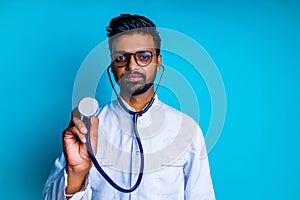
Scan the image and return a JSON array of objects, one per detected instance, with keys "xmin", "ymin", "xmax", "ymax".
[{"xmin": 112, "ymin": 50, "xmax": 155, "ymax": 67}]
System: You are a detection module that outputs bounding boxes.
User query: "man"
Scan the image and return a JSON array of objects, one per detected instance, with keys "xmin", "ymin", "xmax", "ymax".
[{"xmin": 43, "ymin": 14, "xmax": 215, "ymax": 199}]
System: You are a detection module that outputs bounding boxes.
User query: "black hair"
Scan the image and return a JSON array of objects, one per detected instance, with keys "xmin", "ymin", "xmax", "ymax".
[{"xmin": 106, "ymin": 14, "xmax": 161, "ymax": 55}]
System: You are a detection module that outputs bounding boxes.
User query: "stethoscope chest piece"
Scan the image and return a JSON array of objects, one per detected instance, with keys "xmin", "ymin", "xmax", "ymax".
[{"xmin": 78, "ymin": 97, "xmax": 99, "ymax": 117}]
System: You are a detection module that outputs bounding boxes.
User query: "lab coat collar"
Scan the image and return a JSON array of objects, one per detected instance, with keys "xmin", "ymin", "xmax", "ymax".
[{"xmin": 116, "ymin": 94, "xmax": 159, "ymax": 113}]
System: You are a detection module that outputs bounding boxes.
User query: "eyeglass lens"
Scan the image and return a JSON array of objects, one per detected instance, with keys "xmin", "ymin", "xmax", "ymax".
[{"xmin": 113, "ymin": 51, "xmax": 153, "ymax": 67}]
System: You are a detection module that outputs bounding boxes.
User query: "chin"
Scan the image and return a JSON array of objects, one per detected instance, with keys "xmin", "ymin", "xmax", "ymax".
[{"xmin": 132, "ymin": 83, "xmax": 153, "ymax": 96}]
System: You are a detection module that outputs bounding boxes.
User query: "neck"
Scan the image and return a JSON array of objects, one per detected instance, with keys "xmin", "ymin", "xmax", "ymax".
[{"xmin": 120, "ymin": 85, "xmax": 155, "ymax": 112}]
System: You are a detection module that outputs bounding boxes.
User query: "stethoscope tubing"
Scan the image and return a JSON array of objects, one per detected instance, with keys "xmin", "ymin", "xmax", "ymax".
[
  {"xmin": 85, "ymin": 112, "xmax": 145, "ymax": 193},
  {"xmin": 85, "ymin": 63, "xmax": 164, "ymax": 193}
]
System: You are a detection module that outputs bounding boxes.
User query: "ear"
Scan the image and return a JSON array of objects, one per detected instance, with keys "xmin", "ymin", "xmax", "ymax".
[{"xmin": 156, "ymin": 54, "xmax": 162, "ymax": 71}]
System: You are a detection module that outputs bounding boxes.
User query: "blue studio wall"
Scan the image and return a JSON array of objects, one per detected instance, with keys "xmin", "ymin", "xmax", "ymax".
[{"xmin": 0, "ymin": 0, "xmax": 299, "ymax": 199}]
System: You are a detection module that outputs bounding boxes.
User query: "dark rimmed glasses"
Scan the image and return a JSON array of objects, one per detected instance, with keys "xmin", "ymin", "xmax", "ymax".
[{"xmin": 112, "ymin": 50, "xmax": 156, "ymax": 67}]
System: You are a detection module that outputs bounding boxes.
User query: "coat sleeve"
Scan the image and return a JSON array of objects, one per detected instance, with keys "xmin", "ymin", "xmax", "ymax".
[
  {"xmin": 43, "ymin": 153, "xmax": 92, "ymax": 200},
  {"xmin": 183, "ymin": 124, "xmax": 216, "ymax": 200}
]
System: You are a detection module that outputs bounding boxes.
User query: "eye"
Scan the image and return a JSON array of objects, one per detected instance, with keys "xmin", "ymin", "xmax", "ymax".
[
  {"xmin": 115, "ymin": 54, "xmax": 128, "ymax": 62},
  {"xmin": 137, "ymin": 52, "xmax": 152, "ymax": 61}
]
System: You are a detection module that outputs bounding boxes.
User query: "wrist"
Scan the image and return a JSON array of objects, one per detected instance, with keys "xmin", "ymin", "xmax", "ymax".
[
  {"xmin": 66, "ymin": 165, "xmax": 89, "ymax": 176},
  {"xmin": 65, "ymin": 172, "xmax": 88, "ymax": 195},
  {"xmin": 65, "ymin": 164, "xmax": 90, "ymax": 195},
  {"xmin": 66, "ymin": 160, "xmax": 91, "ymax": 175}
]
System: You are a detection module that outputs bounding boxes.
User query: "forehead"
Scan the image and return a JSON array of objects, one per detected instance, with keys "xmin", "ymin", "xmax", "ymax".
[{"xmin": 111, "ymin": 33, "xmax": 155, "ymax": 53}]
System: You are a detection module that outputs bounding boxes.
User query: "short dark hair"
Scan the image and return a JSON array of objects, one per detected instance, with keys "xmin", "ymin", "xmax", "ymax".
[{"xmin": 106, "ymin": 14, "xmax": 161, "ymax": 55}]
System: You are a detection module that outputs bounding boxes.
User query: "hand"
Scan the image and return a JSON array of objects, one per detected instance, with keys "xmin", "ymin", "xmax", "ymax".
[{"xmin": 63, "ymin": 108, "xmax": 98, "ymax": 194}]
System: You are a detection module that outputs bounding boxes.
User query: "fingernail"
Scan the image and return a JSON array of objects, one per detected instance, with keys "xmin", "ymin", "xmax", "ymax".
[
  {"xmin": 81, "ymin": 127, "xmax": 87, "ymax": 134},
  {"xmin": 82, "ymin": 137, "xmax": 87, "ymax": 143}
]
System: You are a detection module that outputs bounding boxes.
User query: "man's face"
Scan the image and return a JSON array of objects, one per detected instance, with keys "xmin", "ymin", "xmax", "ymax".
[{"xmin": 111, "ymin": 33, "xmax": 162, "ymax": 96}]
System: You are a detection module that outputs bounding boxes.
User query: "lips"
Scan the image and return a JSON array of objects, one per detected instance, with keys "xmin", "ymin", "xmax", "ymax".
[
  {"xmin": 122, "ymin": 72, "xmax": 145, "ymax": 81},
  {"xmin": 126, "ymin": 74, "xmax": 143, "ymax": 80}
]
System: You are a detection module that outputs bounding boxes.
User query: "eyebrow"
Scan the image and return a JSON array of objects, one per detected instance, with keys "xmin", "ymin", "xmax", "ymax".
[
  {"xmin": 112, "ymin": 51, "xmax": 127, "ymax": 54},
  {"xmin": 112, "ymin": 49, "xmax": 155, "ymax": 54}
]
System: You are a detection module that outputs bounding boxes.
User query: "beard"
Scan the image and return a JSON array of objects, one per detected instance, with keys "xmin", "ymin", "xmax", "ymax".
[{"xmin": 116, "ymin": 70, "xmax": 156, "ymax": 96}]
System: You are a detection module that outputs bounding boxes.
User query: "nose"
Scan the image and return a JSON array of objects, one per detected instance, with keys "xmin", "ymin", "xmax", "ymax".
[{"xmin": 126, "ymin": 54, "xmax": 139, "ymax": 71}]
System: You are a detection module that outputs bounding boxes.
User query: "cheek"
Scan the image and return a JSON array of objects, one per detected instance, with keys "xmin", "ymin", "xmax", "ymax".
[{"xmin": 145, "ymin": 68, "xmax": 157, "ymax": 80}]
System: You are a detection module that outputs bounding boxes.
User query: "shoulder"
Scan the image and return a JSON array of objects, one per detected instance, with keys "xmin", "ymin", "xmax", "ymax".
[
  {"xmin": 157, "ymin": 100, "xmax": 207, "ymax": 158},
  {"xmin": 157, "ymin": 99, "xmax": 200, "ymax": 130},
  {"xmin": 96, "ymin": 100, "xmax": 118, "ymax": 115}
]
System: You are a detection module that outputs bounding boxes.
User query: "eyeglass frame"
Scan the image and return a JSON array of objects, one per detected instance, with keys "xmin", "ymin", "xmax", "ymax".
[{"xmin": 111, "ymin": 50, "xmax": 157, "ymax": 68}]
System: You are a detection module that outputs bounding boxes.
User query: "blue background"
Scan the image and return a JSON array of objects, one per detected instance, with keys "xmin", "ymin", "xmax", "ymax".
[{"xmin": 1, "ymin": 0, "xmax": 299, "ymax": 199}]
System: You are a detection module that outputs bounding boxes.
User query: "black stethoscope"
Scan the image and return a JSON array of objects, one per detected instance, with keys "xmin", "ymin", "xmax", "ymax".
[{"xmin": 78, "ymin": 63, "xmax": 165, "ymax": 193}]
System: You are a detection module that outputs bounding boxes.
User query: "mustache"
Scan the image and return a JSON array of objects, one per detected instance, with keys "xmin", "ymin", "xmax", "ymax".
[{"xmin": 120, "ymin": 71, "xmax": 146, "ymax": 79}]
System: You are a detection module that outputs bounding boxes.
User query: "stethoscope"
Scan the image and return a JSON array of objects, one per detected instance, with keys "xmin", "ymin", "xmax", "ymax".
[{"xmin": 78, "ymin": 63, "xmax": 165, "ymax": 193}]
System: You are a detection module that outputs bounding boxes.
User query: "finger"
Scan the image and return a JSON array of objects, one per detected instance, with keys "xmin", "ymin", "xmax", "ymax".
[
  {"xmin": 68, "ymin": 119, "xmax": 75, "ymax": 128},
  {"xmin": 71, "ymin": 107, "xmax": 81, "ymax": 119},
  {"xmin": 71, "ymin": 107, "xmax": 87, "ymax": 133},
  {"xmin": 73, "ymin": 117, "xmax": 88, "ymax": 135},
  {"xmin": 89, "ymin": 116, "xmax": 99, "ymax": 154},
  {"xmin": 64, "ymin": 126, "xmax": 87, "ymax": 144}
]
